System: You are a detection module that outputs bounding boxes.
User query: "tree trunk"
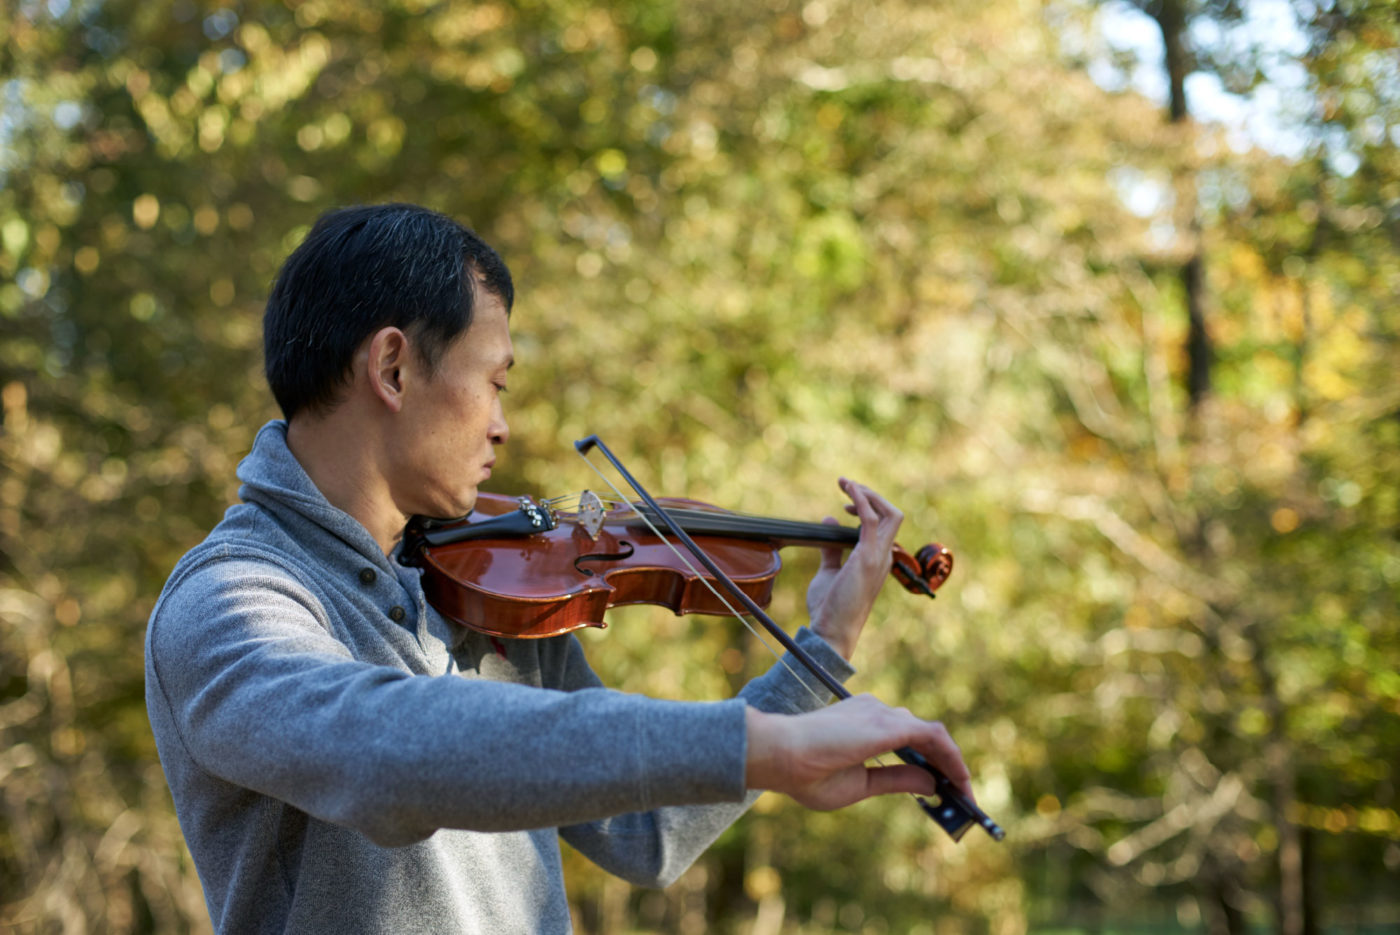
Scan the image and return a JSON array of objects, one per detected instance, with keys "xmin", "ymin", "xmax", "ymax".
[
  {"xmin": 1152, "ymin": 0, "xmax": 1213, "ymax": 411},
  {"xmin": 1203, "ymin": 854, "xmax": 1250, "ymax": 935},
  {"xmin": 1270, "ymin": 738, "xmax": 1306, "ymax": 935},
  {"xmin": 1182, "ymin": 251, "xmax": 1211, "ymax": 406}
]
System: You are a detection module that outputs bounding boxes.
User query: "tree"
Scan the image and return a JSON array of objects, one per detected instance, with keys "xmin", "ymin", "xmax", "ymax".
[{"xmin": 3, "ymin": 0, "xmax": 1395, "ymax": 930}]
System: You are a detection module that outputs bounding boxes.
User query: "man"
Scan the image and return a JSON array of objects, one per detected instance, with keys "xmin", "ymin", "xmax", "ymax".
[{"xmin": 145, "ymin": 203, "xmax": 973, "ymax": 933}]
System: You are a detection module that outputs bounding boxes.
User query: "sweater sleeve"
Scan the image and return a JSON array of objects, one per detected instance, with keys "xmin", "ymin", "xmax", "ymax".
[
  {"xmin": 145, "ymin": 556, "xmax": 751, "ymax": 847},
  {"xmin": 556, "ymin": 627, "xmax": 855, "ymax": 887}
]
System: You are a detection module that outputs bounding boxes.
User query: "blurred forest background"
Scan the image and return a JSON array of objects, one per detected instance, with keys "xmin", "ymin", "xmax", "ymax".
[{"xmin": 2, "ymin": 0, "xmax": 1397, "ymax": 931}]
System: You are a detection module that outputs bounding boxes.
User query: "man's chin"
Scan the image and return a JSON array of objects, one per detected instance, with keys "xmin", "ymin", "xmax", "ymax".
[
  {"xmin": 412, "ymin": 490, "xmax": 478, "ymax": 523},
  {"xmin": 451, "ymin": 488, "xmax": 481, "ymax": 518}
]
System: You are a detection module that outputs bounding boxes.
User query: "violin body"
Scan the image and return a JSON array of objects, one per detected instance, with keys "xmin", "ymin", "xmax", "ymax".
[{"xmin": 401, "ymin": 492, "xmax": 952, "ymax": 640}]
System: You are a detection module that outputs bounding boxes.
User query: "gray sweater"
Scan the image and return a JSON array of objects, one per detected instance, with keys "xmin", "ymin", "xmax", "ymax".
[{"xmin": 145, "ymin": 421, "xmax": 852, "ymax": 933}]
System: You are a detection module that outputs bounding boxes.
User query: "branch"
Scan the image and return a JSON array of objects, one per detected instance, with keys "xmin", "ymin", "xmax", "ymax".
[{"xmin": 1020, "ymin": 489, "xmax": 1230, "ymax": 605}]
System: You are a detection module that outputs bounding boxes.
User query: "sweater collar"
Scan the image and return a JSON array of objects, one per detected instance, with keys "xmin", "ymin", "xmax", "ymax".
[{"xmin": 236, "ymin": 420, "xmax": 396, "ymax": 567}]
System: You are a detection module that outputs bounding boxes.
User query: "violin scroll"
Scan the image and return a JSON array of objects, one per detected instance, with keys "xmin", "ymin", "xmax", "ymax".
[{"xmin": 890, "ymin": 543, "xmax": 953, "ymax": 599}]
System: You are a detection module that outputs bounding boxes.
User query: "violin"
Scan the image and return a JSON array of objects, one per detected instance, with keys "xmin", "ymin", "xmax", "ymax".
[
  {"xmin": 398, "ymin": 490, "xmax": 953, "ymax": 640},
  {"xmin": 398, "ymin": 435, "xmax": 1004, "ymax": 843}
]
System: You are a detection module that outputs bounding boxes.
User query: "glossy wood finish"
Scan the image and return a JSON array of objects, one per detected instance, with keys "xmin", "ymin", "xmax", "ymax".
[
  {"xmin": 412, "ymin": 492, "xmax": 952, "ymax": 639},
  {"xmin": 417, "ymin": 494, "xmax": 783, "ymax": 638}
]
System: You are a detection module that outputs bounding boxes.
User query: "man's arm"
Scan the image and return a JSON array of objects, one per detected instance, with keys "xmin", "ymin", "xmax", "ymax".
[
  {"xmin": 555, "ymin": 623, "xmax": 854, "ymax": 887},
  {"xmin": 147, "ymin": 556, "xmax": 751, "ymax": 847},
  {"xmin": 555, "ymin": 645, "xmax": 973, "ymax": 888}
]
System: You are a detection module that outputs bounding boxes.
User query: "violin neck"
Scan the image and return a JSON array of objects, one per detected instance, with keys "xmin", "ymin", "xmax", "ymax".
[{"xmin": 634, "ymin": 505, "xmax": 859, "ymax": 548}]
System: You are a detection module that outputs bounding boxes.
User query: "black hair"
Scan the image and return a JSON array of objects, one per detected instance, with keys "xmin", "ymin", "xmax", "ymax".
[{"xmin": 263, "ymin": 203, "xmax": 513, "ymax": 420}]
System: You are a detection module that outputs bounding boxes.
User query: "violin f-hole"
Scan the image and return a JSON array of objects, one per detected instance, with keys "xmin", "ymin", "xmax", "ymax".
[{"xmin": 574, "ymin": 541, "xmax": 636, "ymax": 577}]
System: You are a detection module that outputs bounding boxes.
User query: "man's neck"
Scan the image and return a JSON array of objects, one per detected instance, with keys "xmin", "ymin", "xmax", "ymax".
[{"xmin": 285, "ymin": 413, "xmax": 404, "ymax": 556}]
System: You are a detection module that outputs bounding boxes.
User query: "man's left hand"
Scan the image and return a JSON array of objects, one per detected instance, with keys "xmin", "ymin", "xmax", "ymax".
[{"xmin": 806, "ymin": 478, "xmax": 904, "ymax": 660}]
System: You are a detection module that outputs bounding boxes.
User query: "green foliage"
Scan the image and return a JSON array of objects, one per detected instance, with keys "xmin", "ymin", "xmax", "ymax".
[{"xmin": 2, "ymin": 0, "xmax": 1396, "ymax": 931}]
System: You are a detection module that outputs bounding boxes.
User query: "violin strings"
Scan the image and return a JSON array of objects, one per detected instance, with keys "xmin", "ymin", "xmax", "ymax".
[
  {"xmin": 547, "ymin": 493, "xmax": 856, "ymax": 543},
  {"xmin": 573, "ymin": 456, "xmax": 828, "ymax": 710}
]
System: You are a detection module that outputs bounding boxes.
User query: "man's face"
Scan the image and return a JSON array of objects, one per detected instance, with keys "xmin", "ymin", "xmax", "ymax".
[{"xmin": 389, "ymin": 291, "xmax": 513, "ymax": 520}]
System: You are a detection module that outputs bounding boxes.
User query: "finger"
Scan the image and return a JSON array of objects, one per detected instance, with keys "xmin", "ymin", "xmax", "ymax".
[
  {"xmin": 856, "ymin": 698, "xmax": 975, "ymax": 802},
  {"xmin": 840, "ymin": 477, "xmax": 897, "ymax": 514},
  {"xmin": 862, "ymin": 763, "xmax": 939, "ymax": 799},
  {"xmin": 839, "ymin": 479, "xmax": 881, "ymax": 535},
  {"xmin": 908, "ymin": 722, "xmax": 975, "ymax": 802},
  {"xmin": 818, "ymin": 517, "xmax": 844, "ymax": 570},
  {"xmin": 839, "ymin": 478, "xmax": 903, "ymax": 544},
  {"xmin": 853, "ymin": 483, "xmax": 903, "ymax": 531}
]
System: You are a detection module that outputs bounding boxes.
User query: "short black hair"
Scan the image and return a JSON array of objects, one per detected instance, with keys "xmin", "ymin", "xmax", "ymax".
[{"xmin": 263, "ymin": 203, "xmax": 513, "ymax": 420}]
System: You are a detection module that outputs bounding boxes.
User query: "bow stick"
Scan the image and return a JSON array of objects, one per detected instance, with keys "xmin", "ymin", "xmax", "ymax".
[{"xmin": 575, "ymin": 434, "xmax": 1005, "ymax": 843}]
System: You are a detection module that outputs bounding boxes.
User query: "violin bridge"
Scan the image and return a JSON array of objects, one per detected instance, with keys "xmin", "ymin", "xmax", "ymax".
[{"xmin": 577, "ymin": 489, "xmax": 606, "ymax": 540}]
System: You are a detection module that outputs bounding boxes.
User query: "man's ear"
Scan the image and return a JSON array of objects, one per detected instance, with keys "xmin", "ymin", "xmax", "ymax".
[{"xmin": 365, "ymin": 326, "xmax": 410, "ymax": 413}]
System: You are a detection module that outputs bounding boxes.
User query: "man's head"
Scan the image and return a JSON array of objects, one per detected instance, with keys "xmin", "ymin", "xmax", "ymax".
[{"xmin": 263, "ymin": 203, "xmax": 513, "ymax": 421}]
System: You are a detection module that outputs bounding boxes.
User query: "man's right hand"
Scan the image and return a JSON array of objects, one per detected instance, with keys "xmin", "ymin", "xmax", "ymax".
[{"xmin": 743, "ymin": 695, "xmax": 974, "ymax": 811}]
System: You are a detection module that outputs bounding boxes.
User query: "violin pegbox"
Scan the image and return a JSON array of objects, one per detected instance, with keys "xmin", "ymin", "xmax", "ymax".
[{"xmin": 576, "ymin": 490, "xmax": 607, "ymax": 540}]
